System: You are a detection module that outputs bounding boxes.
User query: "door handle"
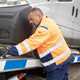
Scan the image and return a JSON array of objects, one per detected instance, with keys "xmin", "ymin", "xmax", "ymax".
[
  {"xmin": 72, "ymin": 6, "xmax": 75, "ymax": 16},
  {"xmin": 75, "ymin": 8, "xmax": 78, "ymax": 18}
]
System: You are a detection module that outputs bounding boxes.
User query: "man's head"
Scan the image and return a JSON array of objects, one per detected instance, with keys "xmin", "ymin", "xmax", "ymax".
[{"xmin": 27, "ymin": 8, "xmax": 43, "ymax": 27}]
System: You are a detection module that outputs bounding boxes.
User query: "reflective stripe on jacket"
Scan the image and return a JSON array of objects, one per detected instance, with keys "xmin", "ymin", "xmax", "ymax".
[{"xmin": 15, "ymin": 16, "xmax": 71, "ymax": 67}]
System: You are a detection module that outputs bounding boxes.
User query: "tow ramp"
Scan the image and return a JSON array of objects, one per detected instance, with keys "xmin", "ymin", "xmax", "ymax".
[
  {"xmin": 0, "ymin": 57, "xmax": 42, "ymax": 80},
  {"xmin": 0, "ymin": 58, "xmax": 42, "ymax": 72},
  {"xmin": 0, "ymin": 54, "xmax": 80, "ymax": 80},
  {"xmin": 0, "ymin": 54, "xmax": 80, "ymax": 72}
]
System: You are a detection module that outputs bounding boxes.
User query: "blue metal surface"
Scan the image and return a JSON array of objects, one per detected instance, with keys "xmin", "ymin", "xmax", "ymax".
[
  {"xmin": 4, "ymin": 59, "xmax": 27, "ymax": 70},
  {"xmin": 72, "ymin": 55, "xmax": 80, "ymax": 63},
  {"xmin": 77, "ymin": 56, "xmax": 80, "ymax": 61}
]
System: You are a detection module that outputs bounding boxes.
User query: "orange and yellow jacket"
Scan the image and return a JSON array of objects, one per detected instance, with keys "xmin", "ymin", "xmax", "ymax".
[{"xmin": 9, "ymin": 16, "xmax": 71, "ymax": 68}]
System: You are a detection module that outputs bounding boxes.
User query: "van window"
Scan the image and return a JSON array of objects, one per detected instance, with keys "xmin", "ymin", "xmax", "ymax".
[
  {"xmin": 27, "ymin": 0, "xmax": 48, "ymax": 4},
  {"xmin": 0, "ymin": 0, "xmax": 28, "ymax": 7}
]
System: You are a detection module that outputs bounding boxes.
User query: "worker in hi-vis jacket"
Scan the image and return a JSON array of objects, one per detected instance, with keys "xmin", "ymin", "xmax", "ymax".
[{"xmin": 7, "ymin": 8, "xmax": 72, "ymax": 80}]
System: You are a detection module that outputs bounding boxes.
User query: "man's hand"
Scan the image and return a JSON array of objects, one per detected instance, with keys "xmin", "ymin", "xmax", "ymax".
[
  {"xmin": 0, "ymin": 46, "xmax": 19, "ymax": 59},
  {"xmin": 7, "ymin": 46, "xmax": 19, "ymax": 56}
]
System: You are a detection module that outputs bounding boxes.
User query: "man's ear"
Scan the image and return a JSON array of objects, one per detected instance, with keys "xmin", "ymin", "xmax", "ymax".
[{"xmin": 37, "ymin": 14, "xmax": 42, "ymax": 21}]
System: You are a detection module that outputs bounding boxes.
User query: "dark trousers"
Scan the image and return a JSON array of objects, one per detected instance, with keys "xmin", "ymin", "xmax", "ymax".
[
  {"xmin": 45, "ymin": 55, "xmax": 74, "ymax": 80},
  {"xmin": 45, "ymin": 62, "xmax": 69, "ymax": 80}
]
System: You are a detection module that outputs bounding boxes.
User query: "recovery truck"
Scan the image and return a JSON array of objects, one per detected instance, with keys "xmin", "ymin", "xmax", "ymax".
[{"xmin": 0, "ymin": 0, "xmax": 80, "ymax": 80}]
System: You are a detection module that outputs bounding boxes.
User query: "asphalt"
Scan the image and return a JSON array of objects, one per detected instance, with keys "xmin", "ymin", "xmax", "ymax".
[{"xmin": 69, "ymin": 64, "xmax": 80, "ymax": 80}]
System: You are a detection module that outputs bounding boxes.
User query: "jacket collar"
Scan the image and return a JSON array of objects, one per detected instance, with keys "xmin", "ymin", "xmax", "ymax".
[{"xmin": 40, "ymin": 16, "xmax": 47, "ymax": 26}]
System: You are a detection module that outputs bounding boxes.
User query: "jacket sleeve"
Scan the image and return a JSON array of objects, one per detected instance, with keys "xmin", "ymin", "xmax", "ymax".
[{"xmin": 8, "ymin": 26, "xmax": 50, "ymax": 56}]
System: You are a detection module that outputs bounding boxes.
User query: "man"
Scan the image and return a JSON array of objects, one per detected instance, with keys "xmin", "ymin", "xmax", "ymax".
[{"xmin": 7, "ymin": 8, "xmax": 72, "ymax": 80}]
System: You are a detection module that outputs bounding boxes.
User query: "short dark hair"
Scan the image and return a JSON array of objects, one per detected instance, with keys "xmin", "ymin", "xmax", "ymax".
[{"xmin": 28, "ymin": 7, "xmax": 43, "ymax": 16}]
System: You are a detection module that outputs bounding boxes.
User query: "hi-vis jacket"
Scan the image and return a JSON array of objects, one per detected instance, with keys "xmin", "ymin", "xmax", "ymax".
[{"xmin": 9, "ymin": 16, "xmax": 71, "ymax": 68}]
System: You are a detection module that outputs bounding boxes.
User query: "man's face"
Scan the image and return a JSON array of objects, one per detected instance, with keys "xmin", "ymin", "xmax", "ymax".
[{"xmin": 28, "ymin": 12, "xmax": 41, "ymax": 27}]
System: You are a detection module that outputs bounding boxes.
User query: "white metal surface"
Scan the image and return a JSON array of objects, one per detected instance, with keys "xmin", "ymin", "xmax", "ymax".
[{"xmin": 0, "ymin": 58, "xmax": 42, "ymax": 73}]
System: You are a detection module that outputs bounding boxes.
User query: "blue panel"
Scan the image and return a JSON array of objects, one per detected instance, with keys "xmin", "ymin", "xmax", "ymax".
[
  {"xmin": 4, "ymin": 59, "xmax": 27, "ymax": 70},
  {"xmin": 77, "ymin": 56, "xmax": 80, "ymax": 62}
]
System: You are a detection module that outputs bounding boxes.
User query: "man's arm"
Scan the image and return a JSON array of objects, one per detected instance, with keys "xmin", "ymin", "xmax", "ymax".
[{"xmin": 8, "ymin": 26, "xmax": 49, "ymax": 56}]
